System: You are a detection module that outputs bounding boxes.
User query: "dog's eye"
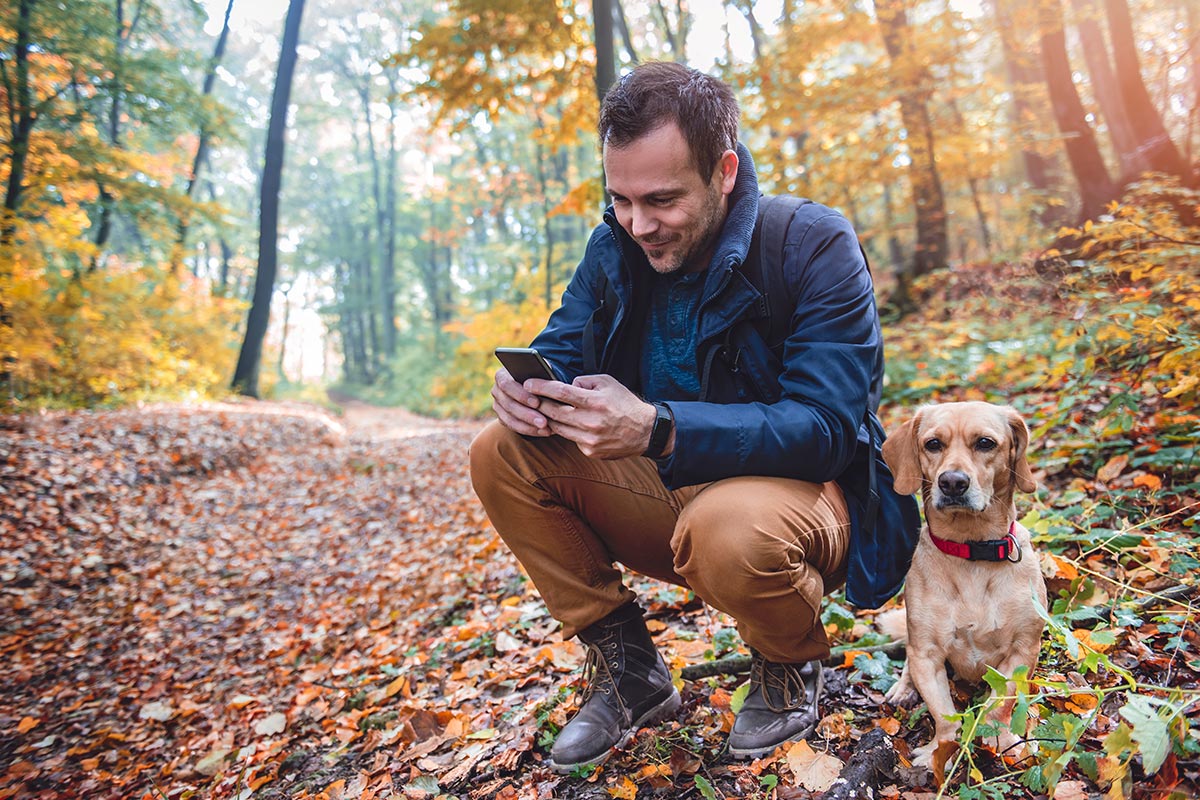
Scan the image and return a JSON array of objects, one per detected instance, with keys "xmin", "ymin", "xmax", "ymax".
[
  {"xmin": 976, "ymin": 437, "xmax": 998, "ymax": 451},
  {"xmin": 923, "ymin": 438, "xmax": 943, "ymax": 452}
]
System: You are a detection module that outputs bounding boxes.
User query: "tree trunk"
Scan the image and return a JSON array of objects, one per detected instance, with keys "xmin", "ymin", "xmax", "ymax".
[
  {"xmin": 1034, "ymin": 0, "xmax": 1117, "ymax": 220},
  {"xmin": 92, "ymin": 0, "xmax": 146, "ymax": 271},
  {"xmin": 232, "ymin": 0, "xmax": 306, "ymax": 397},
  {"xmin": 174, "ymin": 0, "xmax": 235, "ymax": 270},
  {"xmin": 1066, "ymin": 0, "xmax": 1146, "ymax": 180},
  {"xmin": 1, "ymin": 0, "xmax": 36, "ymax": 398},
  {"xmin": 1103, "ymin": 0, "xmax": 1191, "ymax": 182},
  {"xmin": 381, "ymin": 73, "xmax": 400, "ymax": 360},
  {"xmin": 988, "ymin": 0, "xmax": 1057, "ymax": 199},
  {"xmin": 594, "ymin": 0, "xmax": 616, "ymax": 102},
  {"xmin": 613, "ymin": 0, "xmax": 639, "ymax": 64},
  {"xmin": 874, "ymin": 0, "xmax": 949, "ymax": 279}
]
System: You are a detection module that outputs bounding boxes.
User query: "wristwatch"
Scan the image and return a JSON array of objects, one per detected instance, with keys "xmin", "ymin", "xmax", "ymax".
[{"xmin": 643, "ymin": 402, "xmax": 674, "ymax": 459}]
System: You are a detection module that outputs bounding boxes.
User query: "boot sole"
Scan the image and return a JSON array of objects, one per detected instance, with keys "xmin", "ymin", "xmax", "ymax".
[
  {"xmin": 725, "ymin": 714, "xmax": 819, "ymax": 760},
  {"xmin": 547, "ymin": 687, "xmax": 682, "ymax": 774}
]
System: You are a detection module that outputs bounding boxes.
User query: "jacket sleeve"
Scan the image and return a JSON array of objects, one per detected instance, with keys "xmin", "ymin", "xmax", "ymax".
[
  {"xmin": 528, "ymin": 225, "xmax": 614, "ymax": 384},
  {"xmin": 658, "ymin": 209, "xmax": 880, "ymax": 489}
]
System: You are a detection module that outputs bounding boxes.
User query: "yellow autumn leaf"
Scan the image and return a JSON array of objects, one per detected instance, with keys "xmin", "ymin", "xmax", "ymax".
[{"xmin": 607, "ymin": 775, "xmax": 638, "ymax": 799}]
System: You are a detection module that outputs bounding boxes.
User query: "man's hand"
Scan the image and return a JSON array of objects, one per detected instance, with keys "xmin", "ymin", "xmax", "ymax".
[
  {"xmin": 525, "ymin": 374, "xmax": 662, "ymax": 459},
  {"xmin": 490, "ymin": 367, "xmax": 564, "ymax": 437}
]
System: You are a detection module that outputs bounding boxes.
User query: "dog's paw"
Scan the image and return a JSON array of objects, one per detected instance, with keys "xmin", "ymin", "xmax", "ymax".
[
  {"xmin": 884, "ymin": 678, "xmax": 917, "ymax": 706},
  {"xmin": 910, "ymin": 740, "xmax": 938, "ymax": 769}
]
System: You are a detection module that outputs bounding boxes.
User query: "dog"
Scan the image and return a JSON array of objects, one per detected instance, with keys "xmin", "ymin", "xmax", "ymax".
[{"xmin": 880, "ymin": 402, "xmax": 1047, "ymax": 768}]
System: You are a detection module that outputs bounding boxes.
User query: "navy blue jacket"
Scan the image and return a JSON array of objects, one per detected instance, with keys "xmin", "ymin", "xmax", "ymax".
[{"xmin": 530, "ymin": 145, "xmax": 919, "ymax": 608}]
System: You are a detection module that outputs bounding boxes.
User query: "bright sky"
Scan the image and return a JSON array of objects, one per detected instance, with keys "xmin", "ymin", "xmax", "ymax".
[{"xmin": 202, "ymin": 0, "xmax": 781, "ymax": 66}]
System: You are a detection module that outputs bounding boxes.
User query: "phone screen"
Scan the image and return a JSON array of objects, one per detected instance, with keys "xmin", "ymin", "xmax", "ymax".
[{"xmin": 494, "ymin": 347, "xmax": 557, "ymax": 383}]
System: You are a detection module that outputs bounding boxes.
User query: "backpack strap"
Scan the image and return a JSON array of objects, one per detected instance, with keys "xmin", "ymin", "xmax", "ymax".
[
  {"xmin": 748, "ymin": 195, "xmax": 811, "ymax": 349},
  {"xmin": 583, "ymin": 272, "xmax": 620, "ymax": 374}
]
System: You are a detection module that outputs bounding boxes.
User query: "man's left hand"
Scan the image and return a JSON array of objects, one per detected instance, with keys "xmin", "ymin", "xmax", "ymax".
[{"xmin": 524, "ymin": 374, "xmax": 660, "ymax": 460}]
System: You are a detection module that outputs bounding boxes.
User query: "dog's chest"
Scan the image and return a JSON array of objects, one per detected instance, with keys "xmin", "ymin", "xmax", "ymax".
[{"xmin": 908, "ymin": 553, "xmax": 1044, "ymax": 681}]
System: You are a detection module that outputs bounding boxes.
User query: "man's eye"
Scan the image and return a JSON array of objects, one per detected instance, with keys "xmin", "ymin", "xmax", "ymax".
[
  {"xmin": 611, "ymin": 196, "xmax": 629, "ymax": 206},
  {"xmin": 976, "ymin": 437, "xmax": 998, "ymax": 451},
  {"xmin": 923, "ymin": 438, "xmax": 943, "ymax": 452}
]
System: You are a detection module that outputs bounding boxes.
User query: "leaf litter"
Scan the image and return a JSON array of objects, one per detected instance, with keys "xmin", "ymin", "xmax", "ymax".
[{"xmin": 1, "ymin": 388, "xmax": 1197, "ymax": 799}]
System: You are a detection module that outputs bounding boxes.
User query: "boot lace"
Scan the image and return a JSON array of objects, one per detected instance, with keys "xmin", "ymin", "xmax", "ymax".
[
  {"xmin": 579, "ymin": 629, "xmax": 625, "ymax": 711},
  {"xmin": 750, "ymin": 653, "xmax": 808, "ymax": 713}
]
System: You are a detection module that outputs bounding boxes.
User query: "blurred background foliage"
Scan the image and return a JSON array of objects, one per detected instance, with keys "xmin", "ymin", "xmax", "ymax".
[{"xmin": 0, "ymin": 0, "xmax": 1197, "ymax": 415}]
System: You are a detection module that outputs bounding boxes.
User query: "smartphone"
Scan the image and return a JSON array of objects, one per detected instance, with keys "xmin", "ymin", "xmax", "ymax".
[{"xmin": 494, "ymin": 347, "xmax": 558, "ymax": 383}]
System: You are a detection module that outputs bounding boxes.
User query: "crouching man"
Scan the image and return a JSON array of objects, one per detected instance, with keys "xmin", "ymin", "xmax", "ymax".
[{"xmin": 469, "ymin": 62, "xmax": 917, "ymax": 771}]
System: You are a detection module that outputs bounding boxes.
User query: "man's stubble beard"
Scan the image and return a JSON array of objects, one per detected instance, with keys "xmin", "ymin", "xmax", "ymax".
[{"xmin": 649, "ymin": 179, "xmax": 727, "ymax": 276}]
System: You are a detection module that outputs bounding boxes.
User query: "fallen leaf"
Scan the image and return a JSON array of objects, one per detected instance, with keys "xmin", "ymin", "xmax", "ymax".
[
  {"xmin": 1132, "ymin": 473, "xmax": 1162, "ymax": 491},
  {"xmin": 607, "ymin": 776, "xmax": 638, "ymax": 799},
  {"xmin": 254, "ymin": 712, "xmax": 287, "ymax": 736},
  {"xmin": 195, "ymin": 748, "xmax": 231, "ymax": 777},
  {"xmin": 931, "ymin": 740, "xmax": 960, "ymax": 787},
  {"xmin": 875, "ymin": 717, "xmax": 901, "ymax": 735},
  {"xmin": 785, "ymin": 739, "xmax": 844, "ymax": 792},
  {"xmin": 1096, "ymin": 453, "xmax": 1129, "ymax": 483},
  {"xmin": 16, "ymin": 717, "xmax": 39, "ymax": 734},
  {"xmin": 138, "ymin": 701, "xmax": 175, "ymax": 722}
]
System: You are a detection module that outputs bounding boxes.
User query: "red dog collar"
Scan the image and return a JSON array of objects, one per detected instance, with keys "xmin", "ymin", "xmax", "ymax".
[{"xmin": 928, "ymin": 522, "xmax": 1022, "ymax": 563}]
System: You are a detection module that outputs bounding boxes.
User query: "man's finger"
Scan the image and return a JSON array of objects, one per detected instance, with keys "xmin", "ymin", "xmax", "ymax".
[{"xmin": 528, "ymin": 379, "xmax": 588, "ymax": 407}]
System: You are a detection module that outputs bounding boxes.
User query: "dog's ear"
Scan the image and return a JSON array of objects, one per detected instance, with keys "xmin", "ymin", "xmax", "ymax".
[
  {"xmin": 1005, "ymin": 407, "xmax": 1037, "ymax": 493},
  {"xmin": 882, "ymin": 412, "xmax": 923, "ymax": 495}
]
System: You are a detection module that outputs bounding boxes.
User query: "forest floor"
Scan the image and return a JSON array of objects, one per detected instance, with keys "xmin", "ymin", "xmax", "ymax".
[{"xmin": 1, "ymin": 385, "xmax": 1197, "ymax": 800}]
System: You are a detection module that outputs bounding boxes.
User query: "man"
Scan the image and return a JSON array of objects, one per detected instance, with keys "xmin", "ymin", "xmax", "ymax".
[{"xmin": 470, "ymin": 62, "xmax": 917, "ymax": 771}]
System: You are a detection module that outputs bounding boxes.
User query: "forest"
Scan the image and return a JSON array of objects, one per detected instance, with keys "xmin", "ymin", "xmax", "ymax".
[{"xmin": 2, "ymin": 0, "xmax": 1198, "ymax": 798}]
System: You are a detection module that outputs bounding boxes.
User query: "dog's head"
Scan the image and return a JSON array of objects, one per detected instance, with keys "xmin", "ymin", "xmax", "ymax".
[{"xmin": 882, "ymin": 402, "xmax": 1036, "ymax": 512}]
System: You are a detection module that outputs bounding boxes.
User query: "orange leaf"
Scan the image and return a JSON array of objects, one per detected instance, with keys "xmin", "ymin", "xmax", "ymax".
[
  {"xmin": 607, "ymin": 775, "xmax": 638, "ymax": 799},
  {"xmin": 931, "ymin": 740, "xmax": 960, "ymax": 787},
  {"xmin": 1096, "ymin": 454, "xmax": 1129, "ymax": 483},
  {"xmin": 840, "ymin": 650, "xmax": 866, "ymax": 668},
  {"xmin": 16, "ymin": 717, "xmax": 38, "ymax": 734},
  {"xmin": 875, "ymin": 717, "xmax": 901, "ymax": 735},
  {"xmin": 1133, "ymin": 473, "xmax": 1162, "ymax": 491}
]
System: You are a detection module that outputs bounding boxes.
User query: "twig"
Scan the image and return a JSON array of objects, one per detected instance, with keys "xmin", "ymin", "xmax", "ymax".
[
  {"xmin": 1084, "ymin": 583, "xmax": 1195, "ymax": 627},
  {"xmin": 678, "ymin": 641, "xmax": 906, "ymax": 680}
]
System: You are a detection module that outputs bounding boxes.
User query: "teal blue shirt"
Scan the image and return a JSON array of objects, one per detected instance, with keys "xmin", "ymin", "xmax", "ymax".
[{"xmin": 640, "ymin": 270, "xmax": 705, "ymax": 401}]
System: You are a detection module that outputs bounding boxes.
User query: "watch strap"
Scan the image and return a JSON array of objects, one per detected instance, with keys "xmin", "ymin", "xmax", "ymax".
[{"xmin": 642, "ymin": 402, "xmax": 674, "ymax": 459}]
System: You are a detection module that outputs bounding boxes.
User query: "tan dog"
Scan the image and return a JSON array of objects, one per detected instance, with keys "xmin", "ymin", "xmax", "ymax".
[{"xmin": 881, "ymin": 402, "xmax": 1047, "ymax": 767}]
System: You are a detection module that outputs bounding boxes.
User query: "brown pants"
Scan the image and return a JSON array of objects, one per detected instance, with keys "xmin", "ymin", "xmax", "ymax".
[{"xmin": 469, "ymin": 421, "xmax": 851, "ymax": 663}]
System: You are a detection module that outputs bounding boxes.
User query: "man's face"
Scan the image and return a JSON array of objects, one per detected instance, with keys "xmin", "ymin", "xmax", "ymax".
[{"xmin": 603, "ymin": 122, "xmax": 738, "ymax": 275}]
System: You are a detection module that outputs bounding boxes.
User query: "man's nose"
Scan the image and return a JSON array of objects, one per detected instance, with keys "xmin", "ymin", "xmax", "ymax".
[{"xmin": 630, "ymin": 205, "xmax": 658, "ymax": 238}]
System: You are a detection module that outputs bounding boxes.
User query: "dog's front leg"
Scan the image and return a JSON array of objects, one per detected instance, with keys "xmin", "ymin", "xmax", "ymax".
[
  {"xmin": 908, "ymin": 650, "xmax": 960, "ymax": 768},
  {"xmin": 983, "ymin": 652, "xmax": 1038, "ymax": 760}
]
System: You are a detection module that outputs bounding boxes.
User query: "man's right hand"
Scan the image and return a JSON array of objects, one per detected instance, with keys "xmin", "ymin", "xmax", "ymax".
[{"xmin": 491, "ymin": 367, "xmax": 561, "ymax": 436}]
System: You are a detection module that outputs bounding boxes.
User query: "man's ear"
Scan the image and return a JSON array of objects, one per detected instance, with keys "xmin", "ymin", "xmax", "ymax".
[
  {"xmin": 717, "ymin": 149, "xmax": 738, "ymax": 195},
  {"xmin": 1005, "ymin": 407, "xmax": 1037, "ymax": 493},
  {"xmin": 882, "ymin": 411, "xmax": 923, "ymax": 496}
]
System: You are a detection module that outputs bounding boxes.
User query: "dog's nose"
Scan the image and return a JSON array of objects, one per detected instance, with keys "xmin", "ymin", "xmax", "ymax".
[{"xmin": 938, "ymin": 471, "xmax": 970, "ymax": 497}]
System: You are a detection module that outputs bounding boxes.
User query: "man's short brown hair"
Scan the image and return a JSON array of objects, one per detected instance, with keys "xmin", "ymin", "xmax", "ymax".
[{"xmin": 598, "ymin": 62, "xmax": 740, "ymax": 182}]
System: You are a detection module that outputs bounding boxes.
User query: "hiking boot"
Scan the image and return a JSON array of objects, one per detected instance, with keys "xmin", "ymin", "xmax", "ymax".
[
  {"xmin": 727, "ymin": 651, "xmax": 823, "ymax": 759},
  {"xmin": 548, "ymin": 603, "xmax": 681, "ymax": 773}
]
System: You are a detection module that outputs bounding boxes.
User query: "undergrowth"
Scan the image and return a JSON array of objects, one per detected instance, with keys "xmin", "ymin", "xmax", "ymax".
[{"xmin": 874, "ymin": 177, "xmax": 1200, "ymax": 799}]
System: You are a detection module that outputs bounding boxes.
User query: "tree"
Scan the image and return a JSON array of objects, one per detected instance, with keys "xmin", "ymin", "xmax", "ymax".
[
  {"xmin": 1101, "ymin": 0, "xmax": 1190, "ymax": 182},
  {"xmin": 174, "ymin": 0, "xmax": 235, "ymax": 270},
  {"xmin": 1032, "ymin": 0, "xmax": 1117, "ymax": 220},
  {"xmin": 232, "ymin": 0, "xmax": 306, "ymax": 397},
  {"xmin": 874, "ymin": 0, "xmax": 949, "ymax": 285}
]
